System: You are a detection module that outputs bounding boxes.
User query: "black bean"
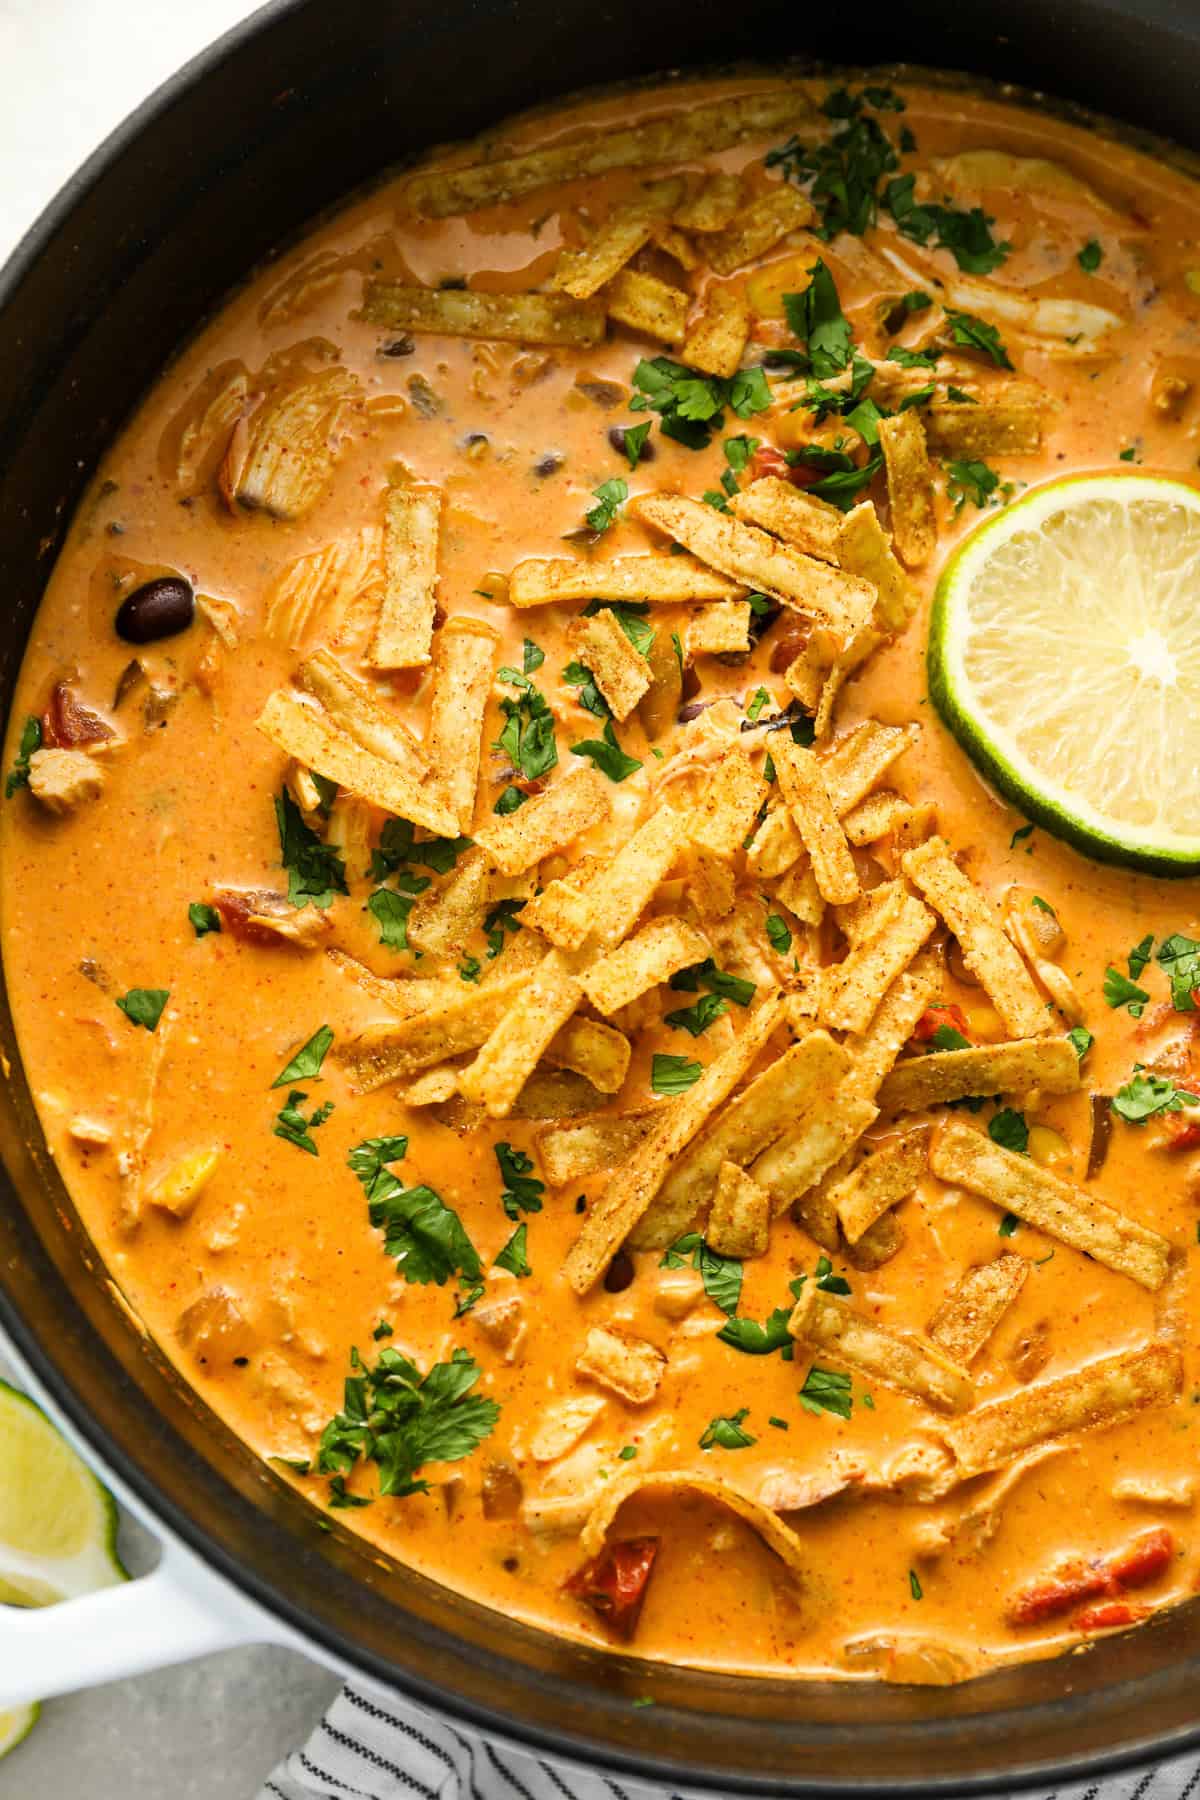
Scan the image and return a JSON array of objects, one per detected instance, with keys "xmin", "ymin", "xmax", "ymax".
[
  {"xmin": 377, "ymin": 335, "xmax": 415, "ymax": 358},
  {"xmin": 607, "ymin": 426, "xmax": 655, "ymax": 463},
  {"xmin": 603, "ymin": 1249, "xmax": 636, "ymax": 1293},
  {"xmin": 534, "ymin": 451, "xmax": 563, "ymax": 477},
  {"xmin": 115, "ymin": 576, "xmax": 194, "ymax": 644}
]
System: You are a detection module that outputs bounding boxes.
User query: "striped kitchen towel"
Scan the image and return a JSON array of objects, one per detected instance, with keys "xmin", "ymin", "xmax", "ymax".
[{"xmin": 257, "ymin": 1678, "xmax": 1200, "ymax": 1800}]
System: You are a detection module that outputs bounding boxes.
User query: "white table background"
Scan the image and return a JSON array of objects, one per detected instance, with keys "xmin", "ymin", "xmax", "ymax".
[{"xmin": 0, "ymin": 0, "xmax": 342, "ymax": 1791}]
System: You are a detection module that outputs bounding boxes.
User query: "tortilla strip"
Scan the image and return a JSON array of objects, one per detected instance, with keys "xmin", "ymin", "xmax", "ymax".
[
  {"xmin": 772, "ymin": 741, "xmax": 860, "ymax": 905},
  {"xmin": 326, "ymin": 948, "xmax": 454, "ymax": 1017},
  {"xmin": 836, "ymin": 501, "xmax": 921, "ymax": 632},
  {"xmin": 730, "ymin": 478, "xmax": 843, "ymax": 563},
  {"xmin": 538, "ymin": 1111, "xmax": 661, "ymax": 1187},
  {"xmin": 564, "ymin": 996, "xmax": 784, "ymax": 1293},
  {"xmin": 544, "ymin": 1016, "xmax": 631, "ymax": 1095},
  {"xmin": 845, "ymin": 953, "xmax": 940, "ymax": 1099},
  {"xmin": 360, "ymin": 282, "xmax": 606, "ymax": 347},
  {"xmin": 474, "ymin": 766, "xmax": 611, "ymax": 876},
  {"xmin": 820, "ymin": 893, "xmax": 936, "ymax": 1035},
  {"xmin": 690, "ymin": 746, "xmax": 767, "ymax": 860},
  {"xmin": 674, "ymin": 171, "xmax": 744, "ymax": 233},
  {"xmin": 407, "ymin": 847, "xmax": 493, "ymax": 955},
  {"xmin": 402, "ymin": 1068, "xmax": 460, "ymax": 1107},
  {"xmin": 752, "ymin": 1094, "xmax": 879, "ymax": 1224},
  {"xmin": 638, "ymin": 493, "xmax": 875, "ymax": 642},
  {"xmin": 842, "ymin": 790, "xmax": 915, "ymax": 847},
  {"xmin": 630, "ymin": 1030, "xmax": 851, "ymax": 1249},
  {"xmin": 878, "ymin": 411, "xmax": 936, "ymax": 571},
  {"xmin": 708, "ymin": 1161, "xmax": 771, "ymax": 1258},
  {"xmin": 579, "ymin": 1469, "xmax": 810, "ymax": 1591},
  {"xmin": 832, "ymin": 1126, "xmax": 930, "ymax": 1244},
  {"xmin": 775, "ymin": 862, "xmax": 825, "ymax": 928},
  {"xmin": 686, "ymin": 601, "xmax": 752, "ymax": 657},
  {"xmin": 581, "ymin": 915, "xmax": 710, "ymax": 1016},
  {"xmin": 604, "ymin": 270, "xmax": 689, "ymax": 345},
  {"xmin": 507, "ymin": 554, "xmax": 742, "ymax": 608},
  {"xmin": 789, "ymin": 1285, "xmax": 974, "ymax": 1414},
  {"xmin": 706, "ymin": 185, "xmax": 817, "ymax": 276},
  {"xmin": 844, "ymin": 1208, "xmax": 905, "ymax": 1270},
  {"xmin": 939, "ymin": 1344, "xmax": 1183, "ymax": 1480},
  {"xmin": 879, "ymin": 1038, "xmax": 1082, "ymax": 1114},
  {"xmin": 820, "ymin": 719, "xmax": 921, "ymax": 817},
  {"xmin": 341, "ymin": 971, "xmax": 527, "ymax": 1091},
  {"xmin": 570, "ymin": 609, "xmax": 651, "ymax": 720},
  {"xmin": 648, "ymin": 218, "xmax": 702, "ymax": 270},
  {"xmin": 930, "ymin": 1117, "xmax": 1173, "ymax": 1291},
  {"xmin": 681, "ymin": 285, "xmax": 751, "ymax": 380},
  {"xmin": 902, "ymin": 836, "xmax": 1049, "ymax": 1038},
  {"xmin": 519, "ymin": 874, "xmax": 597, "ymax": 951},
  {"xmin": 927, "ymin": 1255, "xmax": 1029, "ymax": 1366},
  {"xmin": 426, "ymin": 617, "xmax": 498, "ymax": 830},
  {"xmin": 746, "ymin": 801, "xmax": 803, "ymax": 881},
  {"xmin": 257, "ymin": 688, "xmax": 457, "ymax": 837},
  {"xmin": 551, "ymin": 200, "xmax": 668, "ymax": 300},
  {"xmin": 576, "ymin": 1326, "xmax": 665, "ymax": 1405},
  {"xmin": 296, "ymin": 647, "xmax": 428, "ymax": 769},
  {"xmin": 923, "ymin": 392, "xmax": 1045, "ymax": 459},
  {"xmin": 458, "ymin": 948, "xmax": 584, "ymax": 1117},
  {"xmin": 404, "ymin": 89, "xmax": 816, "ymax": 218},
  {"xmin": 584, "ymin": 806, "xmax": 688, "ymax": 952},
  {"xmin": 367, "ymin": 487, "xmax": 441, "ymax": 669},
  {"xmin": 835, "ymin": 883, "xmax": 905, "ymax": 947}
]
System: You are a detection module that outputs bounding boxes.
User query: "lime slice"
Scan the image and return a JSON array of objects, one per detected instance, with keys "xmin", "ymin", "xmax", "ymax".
[
  {"xmin": 930, "ymin": 474, "xmax": 1200, "ymax": 874},
  {"xmin": 0, "ymin": 1378, "xmax": 126, "ymax": 1606},
  {"xmin": 0, "ymin": 1704, "xmax": 39, "ymax": 1760}
]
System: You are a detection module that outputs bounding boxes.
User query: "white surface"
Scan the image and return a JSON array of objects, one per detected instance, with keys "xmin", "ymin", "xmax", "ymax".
[{"xmin": 0, "ymin": 2, "xmax": 341, "ymax": 1792}]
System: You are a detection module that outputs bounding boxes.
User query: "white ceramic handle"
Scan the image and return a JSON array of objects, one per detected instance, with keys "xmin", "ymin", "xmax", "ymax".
[{"xmin": 0, "ymin": 1536, "xmax": 275, "ymax": 1707}]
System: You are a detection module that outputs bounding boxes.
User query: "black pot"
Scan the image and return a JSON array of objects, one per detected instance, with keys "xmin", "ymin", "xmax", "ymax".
[{"xmin": 2, "ymin": 2, "xmax": 1200, "ymax": 1789}]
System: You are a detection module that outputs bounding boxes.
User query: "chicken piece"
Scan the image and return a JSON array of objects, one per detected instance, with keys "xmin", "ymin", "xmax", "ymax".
[
  {"xmin": 576, "ymin": 1326, "xmax": 665, "ymax": 1404},
  {"xmin": 473, "ymin": 1293, "xmax": 527, "ymax": 1363},
  {"xmin": 176, "ymin": 1288, "xmax": 258, "ymax": 1364},
  {"xmin": 27, "ymin": 748, "xmax": 106, "ymax": 814},
  {"xmin": 213, "ymin": 888, "xmax": 332, "ymax": 949}
]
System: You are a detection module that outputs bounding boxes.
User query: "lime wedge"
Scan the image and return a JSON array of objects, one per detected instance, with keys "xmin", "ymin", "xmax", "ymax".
[
  {"xmin": 0, "ymin": 1704, "xmax": 39, "ymax": 1760},
  {"xmin": 0, "ymin": 1379, "xmax": 126, "ymax": 1605},
  {"xmin": 930, "ymin": 474, "xmax": 1200, "ymax": 873}
]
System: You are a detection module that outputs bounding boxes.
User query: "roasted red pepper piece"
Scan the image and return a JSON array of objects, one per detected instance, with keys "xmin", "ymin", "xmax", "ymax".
[
  {"xmin": 912, "ymin": 1003, "xmax": 971, "ymax": 1043},
  {"xmin": 1073, "ymin": 1601, "xmax": 1150, "ymax": 1632},
  {"xmin": 565, "ymin": 1536, "xmax": 659, "ymax": 1639},
  {"xmin": 1108, "ymin": 1526, "xmax": 1174, "ymax": 1589},
  {"xmin": 1009, "ymin": 1528, "xmax": 1174, "ymax": 1626},
  {"xmin": 42, "ymin": 681, "xmax": 115, "ymax": 749},
  {"xmin": 750, "ymin": 445, "xmax": 792, "ymax": 483},
  {"xmin": 1162, "ymin": 1114, "xmax": 1200, "ymax": 1150}
]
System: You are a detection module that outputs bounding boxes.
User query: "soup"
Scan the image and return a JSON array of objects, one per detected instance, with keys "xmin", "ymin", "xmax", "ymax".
[{"xmin": 4, "ymin": 69, "xmax": 1200, "ymax": 1685}]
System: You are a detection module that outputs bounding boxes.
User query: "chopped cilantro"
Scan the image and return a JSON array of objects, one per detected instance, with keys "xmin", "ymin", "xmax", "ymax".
[
  {"xmin": 522, "ymin": 637, "xmax": 545, "ymax": 674},
  {"xmin": 660, "ymin": 1230, "xmax": 743, "ymax": 1316},
  {"xmin": 1156, "ymin": 933, "xmax": 1200, "ymax": 1010},
  {"xmin": 495, "ymin": 1143, "xmax": 545, "ymax": 1221},
  {"xmin": 767, "ymin": 87, "xmax": 900, "ymax": 239},
  {"xmin": 562, "ymin": 659, "xmax": 610, "ymax": 719},
  {"xmin": 367, "ymin": 887, "xmax": 415, "ymax": 950},
  {"xmin": 988, "ymin": 1108, "xmax": 1029, "ymax": 1154},
  {"xmin": 664, "ymin": 992, "xmax": 729, "ymax": 1037},
  {"xmin": 272, "ymin": 1024, "xmax": 333, "ymax": 1088},
  {"xmin": 724, "ymin": 433, "xmax": 760, "ymax": 474},
  {"xmin": 946, "ymin": 458, "xmax": 1000, "ymax": 512},
  {"xmin": 273, "ymin": 1088, "xmax": 334, "ymax": 1156},
  {"xmin": 484, "ymin": 897, "xmax": 525, "ymax": 958},
  {"xmin": 1103, "ymin": 966, "xmax": 1150, "ymax": 1018},
  {"xmin": 493, "ymin": 785, "xmax": 526, "ymax": 816},
  {"xmin": 700, "ymin": 1406, "xmax": 756, "ymax": 1451},
  {"xmin": 115, "ymin": 988, "xmax": 169, "ymax": 1033},
  {"xmin": 275, "ymin": 789, "xmax": 348, "ymax": 910},
  {"xmin": 944, "ymin": 310, "xmax": 1014, "ymax": 369},
  {"xmin": 4, "ymin": 715, "xmax": 41, "ymax": 797},
  {"xmin": 909, "ymin": 1569, "xmax": 924, "ymax": 1601},
  {"xmin": 782, "ymin": 261, "xmax": 853, "ymax": 378},
  {"xmin": 495, "ymin": 667, "xmax": 558, "ymax": 782},
  {"xmin": 747, "ymin": 686, "xmax": 771, "ymax": 722},
  {"xmin": 652, "ymin": 1053, "xmax": 703, "ymax": 1096},
  {"xmin": 620, "ymin": 420, "xmax": 652, "ymax": 468},
  {"xmin": 668, "ymin": 958, "xmax": 756, "ymax": 1006},
  {"xmin": 618, "ymin": 1444, "xmax": 638, "ymax": 1461},
  {"xmin": 930, "ymin": 1023, "xmax": 971, "ymax": 1052},
  {"xmin": 373, "ymin": 1320, "xmax": 393, "ymax": 1340},
  {"xmin": 369, "ymin": 819, "xmax": 470, "ymax": 881},
  {"xmin": 1067, "ymin": 1026, "xmax": 1094, "ymax": 1060},
  {"xmin": 458, "ymin": 955, "xmax": 482, "ymax": 983},
  {"xmin": 887, "ymin": 344, "xmax": 940, "ymax": 369},
  {"xmin": 765, "ymin": 912, "xmax": 792, "ymax": 955},
  {"xmin": 582, "ymin": 599, "xmax": 655, "ymax": 657},
  {"xmin": 494, "ymin": 1223, "xmax": 531, "ymax": 1278},
  {"xmin": 316, "ymin": 1342, "xmax": 499, "ymax": 1503},
  {"xmin": 570, "ymin": 718, "xmax": 642, "ymax": 782},
  {"xmin": 884, "ymin": 174, "xmax": 1010, "ymax": 273},
  {"xmin": 586, "ymin": 477, "xmax": 628, "ymax": 535},
  {"xmin": 814, "ymin": 1255, "xmax": 851, "ymax": 1296},
  {"xmin": 188, "ymin": 901, "xmax": 221, "ymax": 938},
  {"xmin": 717, "ymin": 1307, "xmax": 792, "ymax": 1355},
  {"xmin": 1112, "ymin": 1068, "xmax": 1198, "ymax": 1125},
  {"xmin": 1078, "ymin": 238, "xmax": 1103, "ymax": 273},
  {"xmin": 1128, "ymin": 933, "xmax": 1155, "ymax": 979},
  {"xmin": 1010, "ymin": 824, "xmax": 1034, "ymax": 847},
  {"xmin": 946, "ymin": 384, "xmax": 978, "ymax": 404},
  {"xmin": 998, "ymin": 1212, "xmax": 1020, "ymax": 1237},
  {"xmin": 799, "ymin": 1366, "xmax": 852, "ymax": 1419},
  {"xmin": 1119, "ymin": 445, "xmax": 1138, "ymax": 462},
  {"xmin": 630, "ymin": 356, "xmax": 771, "ymax": 450}
]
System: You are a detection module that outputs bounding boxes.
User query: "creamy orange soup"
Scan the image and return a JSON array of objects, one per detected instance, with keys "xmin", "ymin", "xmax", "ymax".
[{"xmin": 5, "ymin": 70, "xmax": 1200, "ymax": 1685}]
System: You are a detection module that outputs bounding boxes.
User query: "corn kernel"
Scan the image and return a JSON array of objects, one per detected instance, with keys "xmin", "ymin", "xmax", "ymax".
[
  {"xmin": 148, "ymin": 1147, "xmax": 222, "ymax": 1219},
  {"xmin": 1028, "ymin": 1124, "xmax": 1072, "ymax": 1169},
  {"xmin": 965, "ymin": 1004, "xmax": 1005, "ymax": 1042}
]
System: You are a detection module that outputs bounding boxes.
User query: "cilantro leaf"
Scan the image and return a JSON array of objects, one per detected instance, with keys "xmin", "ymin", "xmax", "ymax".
[
  {"xmin": 998, "ymin": 1212, "xmax": 1019, "ymax": 1238},
  {"xmin": 1112, "ymin": 1069, "xmax": 1198, "ymax": 1125},
  {"xmin": 929, "ymin": 1023, "xmax": 971, "ymax": 1051},
  {"xmin": 582, "ymin": 599, "xmax": 655, "ymax": 657},
  {"xmin": 367, "ymin": 887, "xmax": 415, "ymax": 950},
  {"xmin": 5, "ymin": 715, "xmax": 41, "ymax": 798},
  {"xmin": 275, "ymin": 789, "xmax": 348, "ymax": 910},
  {"xmin": 886, "ymin": 343, "xmax": 940, "ymax": 369},
  {"xmin": 782, "ymin": 261, "xmax": 853, "ymax": 379},
  {"xmin": 767, "ymin": 89, "xmax": 899, "ymax": 239},
  {"xmin": 273, "ymin": 1088, "xmax": 334, "ymax": 1156},
  {"xmin": 799, "ymin": 1365, "xmax": 853, "ymax": 1419},
  {"xmin": 699, "ymin": 1406, "xmax": 756, "ymax": 1450},
  {"xmin": 368, "ymin": 819, "xmax": 470, "ymax": 880},
  {"xmin": 495, "ymin": 1142, "xmax": 545, "ymax": 1221},
  {"xmin": 765, "ymin": 912, "xmax": 792, "ymax": 955},
  {"xmin": 369, "ymin": 1177, "xmax": 482, "ymax": 1287},
  {"xmin": 1156, "ymin": 933, "xmax": 1200, "ymax": 1011},
  {"xmin": 1128, "ymin": 933, "xmax": 1155, "ymax": 980},
  {"xmin": 746, "ymin": 686, "xmax": 771, "ymax": 722},
  {"xmin": 946, "ymin": 458, "xmax": 1000, "ymax": 512},
  {"xmin": 494, "ymin": 1223, "xmax": 531, "ymax": 1278},
  {"xmin": 717, "ymin": 1307, "xmax": 792, "ymax": 1355},
  {"xmin": 652, "ymin": 1053, "xmax": 703, "ymax": 1095},
  {"xmin": 1078, "ymin": 238, "xmax": 1103, "ymax": 273},
  {"xmin": 630, "ymin": 357, "xmax": 771, "ymax": 450},
  {"xmin": 988, "ymin": 1108, "xmax": 1029, "ymax": 1154},
  {"xmin": 348, "ymin": 1137, "xmax": 408, "ymax": 1185},
  {"xmin": 562, "ymin": 659, "xmax": 610, "ymax": 719},
  {"xmin": 570, "ymin": 719, "xmax": 642, "ymax": 782},
  {"xmin": 484, "ymin": 897, "xmax": 525, "ymax": 958},
  {"xmin": 188, "ymin": 901, "xmax": 221, "ymax": 938},
  {"xmin": 723, "ymin": 433, "xmax": 760, "ymax": 474},
  {"xmin": 492, "ymin": 785, "xmax": 526, "ymax": 816},
  {"xmin": 802, "ymin": 450, "xmax": 884, "ymax": 511},
  {"xmin": 884, "ymin": 174, "xmax": 1010, "ymax": 273},
  {"xmin": 115, "ymin": 988, "xmax": 169, "ymax": 1033},
  {"xmin": 316, "ymin": 1343, "xmax": 499, "ymax": 1502},
  {"xmin": 664, "ymin": 992, "xmax": 729, "ymax": 1037},
  {"xmin": 944, "ymin": 310, "xmax": 1014, "ymax": 369},
  {"xmin": 495, "ymin": 668, "xmax": 558, "ymax": 782},
  {"xmin": 814, "ymin": 1255, "xmax": 851, "ymax": 1296},
  {"xmin": 660, "ymin": 1231, "xmax": 743, "ymax": 1315},
  {"xmin": 620, "ymin": 420, "xmax": 652, "ymax": 468},
  {"xmin": 668, "ymin": 958, "xmax": 756, "ymax": 1006},
  {"xmin": 1068, "ymin": 1026, "xmax": 1094, "ymax": 1060},
  {"xmin": 1103, "ymin": 965, "xmax": 1150, "ymax": 1017},
  {"xmin": 586, "ymin": 477, "xmax": 628, "ymax": 535},
  {"xmin": 522, "ymin": 637, "xmax": 545, "ymax": 674},
  {"xmin": 272, "ymin": 1024, "xmax": 334, "ymax": 1088}
]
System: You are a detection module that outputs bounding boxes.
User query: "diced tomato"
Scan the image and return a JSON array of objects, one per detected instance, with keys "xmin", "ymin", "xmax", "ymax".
[
  {"xmin": 1007, "ymin": 1565, "xmax": 1110, "ymax": 1626},
  {"xmin": 565, "ymin": 1536, "xmax": 659, "ymax": 1639},
  {"xmin": 1073, "ymin": 1601, "xmax": 1149, "ymax": 1632},
  {"xmin": 1109, "ymin": 1526, "xmax": 1174, "ymax": 1590},
  {"xmin": 41, "ymin": 681, "xmax": 115, "ymax": 749},
  {"xmin": 750, "ymin": 445, "xmax": 792, "ymax": 483},
  {"xmin": 1163, "ymin": 1114, "xmax": 1200, "ymax": 1151},
  {"xmin": 912, "ymin": 1003, "xmax": 971, "ymax": 1044},
  {"xmin": 768, "ymin": 622, "xmax": 810, "ymax": 674}
]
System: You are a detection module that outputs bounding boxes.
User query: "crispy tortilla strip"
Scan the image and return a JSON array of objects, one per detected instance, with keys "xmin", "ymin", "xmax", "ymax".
[
  {"xmin": 407, "ymin": 847, "xmax": 493, "ymax": 955},
  {"xmin": 326, "ymin": 947, "xmax": 454, "ymax": 1017},
  {"xmin": 264, "ymin": 528, "xmax": 381, "ymax": 647},
  {"xmin": 227, "ymin": 369, "xmax": 358, "ymax": 520},
  {"xmin": 687, "ymin": 847, "xmax": 737, "ymax": 921},
  {"xmin": 820, "ymin": 893, "xmax": 936, "ymax": 1035},
  {"xmin": 940, "ymin": 1344, "xmax": 1183, "ymax": 1479},
  {"xmin": 681, "ymin": 285, "xmax": 751, "ymax": 379},
  {"xmin": 565, "ymin": 996, "xmax": 784, "ymax": 1292},
  {"xmin": 880, "ymin": 1038, "xmax": 1082, "ymax": 1114},
  {"xmin": 820, "ymin": 719, "xmax": 921, "ymax": 816},
  {"xmin": 674, "ymin": 172, "xmax": 744, "ymax": 233},
  {"xmin": 324, "ymin": 793, "xmax": 373, "ymax": 881},
  {"xmin": 585, "ymin": 808, "xmax": 688, "ymax": 952},
  {"xmin": 257, "ymin": 689, "xmax": 457, "ymax": 837},
  {"xmin": 842, "ymin": 789, "xmax": 914, "ymax": 846},
  {"xmin": 297, "ymin": 648, "xmax": 429, "ymax": 770},
  {"xmin": 845, "ymin": 953, "xmax": 940, "ymax": 1099},
  {"xmin": 836, "ymin": 501, "xmax": 921, "ymax": 632},
  {"xmin": 579, "ymin": 1468, "xmax": 810, "ymax": 1590},
  {"xmin": 604, "ymin": 269, "xmax": 689, "ymax": 345},
  {"xmin": 581, "ymin": 916, "xmax": 711, "ymax": 1016},
  {"xmin": 551, "ymin": 202, "xmax": 664, "ymax": 300},
  {"xmin": 538, "ymin": 1111, "xmax": 661, "ymax": 1187},
  {"xmin": 928, "ymin": 1255, "xmax": 1028, "ymax": 1366},
  {"xmin": 746, "ymin": 801, "xmax": 803, "ymax": 881},
  {"xmin": 405, "ymin": 89, "xmax": 816, "ymax": 217},
  {"xmin": 789, "ymin": 1285, "xmax": 974, "ymax": 1414},
  {"xmin": 507, "ymin": 554, "xmax": 742, "ymax": 608},
  {"xmin": 901, "ymin": 836, "xmax": 1048, "ymax": 1038},
  {"xmin": 835, "ymin": 883, "xmax": 905, "ymax": 947},
  {"xmin": 878, "ymin": 411, "xmax": 936, "ymax": 571},
  {"xmin": 570, "ymin": 610, "xmax": 651, "ymax": 721},
  {"xmin": 402, "ymin": 1067, "xmax": 460, "ymax": 1106},
  {"xmin": 368, "ymin": 487, "xmax": 441, "ymax": 669},
  {"xmin": 648, "ymin": 218, "xmax": 701, "ymax": 269},
  {"xmin": 923, "ymin": 392, "xmax": 1044, "ymax": 459},
  {"xmin": 775, "ymin": 862, "xmax": 825, "ymax": 928},
  {"xmin": 544, "ymin": 1016, "xmax": 631, "ymax": 1095},
  {"xmin": 708, "ymin": 1161, "xmax": 770, "ymax": 1258},
  {"xmin": 690, "ymin": 746, "xmax": 767, "ymax": 860},
  {"xmin": 811, "ymin": 623, "xmax": 884, "ymax": 743},
  {"xmin": 576, "ymin": 1326, "xmax": 665, "ymax": 1405},
  {"xmin": 730, "ymin": 477, "xmax": 843, "ymax": 563},
  {"xmin": 892, "ymin": 802, "xmax": 938, "ymax": 858},
  {"xmin": 844, "ymin": 1208, "xmax": 905, "ymax": 1270},
  {"xmin": 458, "ymin": 949, "xmax": 584, "ymax": 1117},
  {"xmin": 685, "ymin": 600, "xmax": 752, "ymax": 657},
  {"xmin": 341, "ymin": 971, "xmax": 527, "ymax": 1091},
  {"xmin": 706, "ymin": 185, "xmax": 816, "ymax": 276},
  {"xmin": 832, "ymin": 1126, "xmax": 930, "ymax": 1244},
  {"xmin": 474, "ymin": 767, "xmax": 611, "ymax": 876},
  {"xmin": 519, "ymin": 875, "xmax": 596, "ymax": 951},
  {"xmin": 631, "ymin": 1031, "xmax": 851, "ymax": 1249},
  {"xmin": 930, "ymin": 1117, "xmax": 1173, "ymax": 1291},
  {"xmin": 361, "ymin": 282, "xmax": 606, "ymax": 347},
  {"xmin": 751, "ymin": 1093, "xmax": 878, "ymax": 1222},
  {"xmin": 426, "ymin": 615, "xmax": 499, "ymax": 832},
  {"xmin": 772, "ymin": 741, "xmax": 860, "ymax": 905},
  {"xmin": 638, "ymin": 493, "xmax": 874, "ymax": 640}
]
